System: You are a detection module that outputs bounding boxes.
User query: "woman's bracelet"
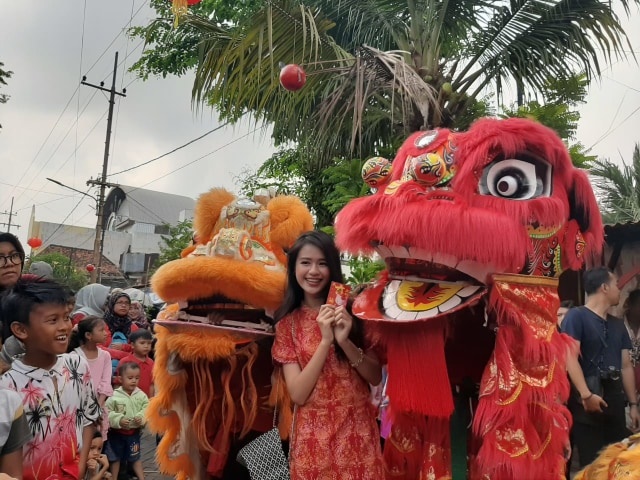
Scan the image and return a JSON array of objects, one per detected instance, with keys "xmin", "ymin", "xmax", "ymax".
[
  {"xmin": 350, "ymin": 347, "xmax": 365, "ymax": 368},
  {"xmin": 581, "ymin": 393, "xmax": 594, "ymax": 401}
]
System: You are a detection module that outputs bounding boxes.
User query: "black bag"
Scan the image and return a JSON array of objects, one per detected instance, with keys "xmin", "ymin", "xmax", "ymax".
[
  {"xmin": 584, "ymin": 375, "xmax": 604, "ymax": 399},
  {"xmin": 237, "ymin": 414, "xmax": 290, "ymax": 480}
]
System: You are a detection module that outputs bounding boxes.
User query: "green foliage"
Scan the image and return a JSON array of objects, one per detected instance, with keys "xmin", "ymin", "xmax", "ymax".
[
  {"xmin": 129, "ymin": 0, "xmax": 264, "ymax": 79},
  {"xmin": 345, "ymin": 256, "xmax": 385, "ymax": 287},
  {"xmin": 590, "ymin": 144, "xmax": 640, "ymax": 224},
  {"xmin": 501, "ymin": 74, "xmax": 596, "ymax": 168},
  {"xmin": 237, "ymin": 148, "xmax": 336, "ymax": 227},
  {"xmin": 0, "ymin": 61, "xmax": 12, "ymax": 129},
  {"xmin": 27, "ymin": 253, "xmax": 89, "ymax": 292},
  {"xmin": 238, "ymin": 148, "xmax": 309, "ymax": 199},
  {"xmin": 154, "ymin": 219, "xmax": 194, "ymax": 269},
  {"xmin": 321, "ymin": 159, "xmax": 371, "ymax": 215}
]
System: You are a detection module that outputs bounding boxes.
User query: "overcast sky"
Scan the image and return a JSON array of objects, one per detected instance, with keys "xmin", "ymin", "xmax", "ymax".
[{"xmin": 1, "ymin": 1, "xmax": 639, "ymax": 249}]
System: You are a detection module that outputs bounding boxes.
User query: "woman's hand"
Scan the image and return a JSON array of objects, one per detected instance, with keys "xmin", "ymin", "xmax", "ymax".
[
  {"xmin": 317, "ymin": 305, "xmax": 336, "ymax": 345},
  {"xmin": 333, "ymin": 306, "xmax": 353, "ymax": 346}
]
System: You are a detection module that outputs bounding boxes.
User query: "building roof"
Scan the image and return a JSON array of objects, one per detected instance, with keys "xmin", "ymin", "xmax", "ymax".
[
  {"xmin": 103, "ymin": 185, "xmax": 195, "ymax": 228},
  {"xmin": 604, "ymin": 221, "xmax": 640, "ymax": 245}
]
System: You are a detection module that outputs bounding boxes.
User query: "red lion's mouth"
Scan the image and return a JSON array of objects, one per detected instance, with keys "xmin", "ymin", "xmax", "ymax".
[{"xmin": 353, "ymin": 244, "xmax": 488, "ymax": 322}]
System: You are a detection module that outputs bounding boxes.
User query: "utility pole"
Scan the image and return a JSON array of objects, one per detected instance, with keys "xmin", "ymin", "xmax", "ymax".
[
  {"xmin": 82, "ymin": 52, "xmax": 126, "ymax": 283},
  {"xmin": 0, "ymin": 197, "xmax": 20, "ymax": 231}
]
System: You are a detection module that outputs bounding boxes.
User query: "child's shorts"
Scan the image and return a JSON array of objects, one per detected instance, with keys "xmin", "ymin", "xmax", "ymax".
[{"xmin": 105, "ymin": 430, "xmax": 141, "ymax": 463}]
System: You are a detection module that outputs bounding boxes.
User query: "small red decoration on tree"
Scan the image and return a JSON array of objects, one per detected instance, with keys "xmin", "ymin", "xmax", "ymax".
[
  {"xmin": 86, "ymin": 264, "xmax": 95, "ymax": 273},
  {"xmin": 279, "ymin": 64, "xmax": 307, "ymax": 91},
  {"xmin": 27, "ymin": 237, "xmax": 42, "ymax": 249},
  {"xmin": 170, "ymin": 0, "xmax": 202, "ymax": 25}
]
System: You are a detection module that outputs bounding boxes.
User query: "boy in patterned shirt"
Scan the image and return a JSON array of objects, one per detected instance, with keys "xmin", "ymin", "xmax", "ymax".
[
  {"xmin": 0, "ymin": 387, "xmax": 31, "ymax": 477},
  {"xmin": 0, "ymin": 280, "xmax": 100, "ymax": 480}
]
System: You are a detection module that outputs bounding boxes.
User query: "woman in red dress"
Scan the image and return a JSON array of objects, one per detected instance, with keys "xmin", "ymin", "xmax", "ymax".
[{"xmin": 272, "ymin": 231, "xmax": 385, "ymax": 479}]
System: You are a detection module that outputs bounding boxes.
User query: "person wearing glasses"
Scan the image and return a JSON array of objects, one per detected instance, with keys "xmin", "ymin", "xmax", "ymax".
[
  {"xmin": 0, "ymin": 233, "xmax": 27, "ymax": 373},
  {"xmin": 562, "ymin": 267, "xmax": 639, "ymax": 468},
  {"xmin": 0, "ymin": 233, "xmax": 24, "ymax": 294},
  {"xmin": 0, "ymin": 232, "xmax": 70, "ymax": 372}
]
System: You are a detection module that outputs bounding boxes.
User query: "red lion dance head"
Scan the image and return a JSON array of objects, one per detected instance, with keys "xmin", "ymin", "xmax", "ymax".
[{"xmin": 336, "ymin": 118, "xmax": 603, "ymax": 479}]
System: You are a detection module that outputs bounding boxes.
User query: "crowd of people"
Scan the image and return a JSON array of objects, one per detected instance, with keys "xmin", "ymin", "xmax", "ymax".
[
  {"xmin": 0, "ymin": 233, "xmax": 154, "ymax": 480},
  {"xmin": 559, "ymin": 267, "xmax": 640, "ymax": 473},
  {"xmin": 2, "ymin": 226, "xmax": 640, "ymax": 479}
]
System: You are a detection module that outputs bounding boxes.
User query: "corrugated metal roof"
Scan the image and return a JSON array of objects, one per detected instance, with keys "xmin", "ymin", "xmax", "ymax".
[{"xmin": 104, "ymin": 185, "xmax": 195, "ymax": 227}]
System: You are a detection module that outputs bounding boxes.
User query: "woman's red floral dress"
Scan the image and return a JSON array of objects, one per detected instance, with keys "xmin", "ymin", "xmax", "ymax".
[{"xmin": 272, "ymin": 306, "xmax": 385, "ymax": 480}]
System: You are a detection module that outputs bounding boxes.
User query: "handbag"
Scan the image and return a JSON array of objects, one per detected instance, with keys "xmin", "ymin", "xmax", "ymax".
[{"xmin": 237, "ymin": 409, "xmax": 290, "ymax": 480}]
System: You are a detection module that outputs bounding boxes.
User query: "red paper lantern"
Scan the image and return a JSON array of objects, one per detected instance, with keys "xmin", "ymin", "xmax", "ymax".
[
  {"xmin": 279, "ymin": 64, "xmax": 306, "ymax": 91},
  {"xmin": 27, "ymin": 237, "xmax": 42, "ymax": 249},
  {"xmin": 86, "ymin": 264, "xmax": 95, "ymax": 273}
]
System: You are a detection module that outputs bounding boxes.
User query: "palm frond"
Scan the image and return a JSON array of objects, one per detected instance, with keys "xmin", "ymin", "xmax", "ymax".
[
  {"xmin": 590, "ymin": 144, "xmax": 640, "ymax": 223},
  {"xmin": 315, "ymin": 46, "xmax": 439, "ymax": 158},
  {"xmin": 455, "ymin": 0, "xmax": 636, "ymax": 98}
]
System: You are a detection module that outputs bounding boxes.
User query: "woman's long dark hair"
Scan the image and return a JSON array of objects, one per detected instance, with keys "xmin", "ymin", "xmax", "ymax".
[
  {"xmin": 274, "ymin": 230, "xmax": 364, "ymax": 360},
  {"xmin": 68, "ymin": 315, "xmax": 104, "ymax": 352}
]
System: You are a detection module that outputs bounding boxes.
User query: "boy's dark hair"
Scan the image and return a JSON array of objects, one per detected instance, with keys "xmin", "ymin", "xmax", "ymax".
[
  {"xmin": 583, "ymin": 267, "xmax": 613, "ymax": 295},
  {"xmin": 92, "ymin": 430, "xmax": 103, "ymax": 440},
  {"xmin": 560, "ymin": 300, "xmax": 575, "ymax": 309},
  {"xmin": 118, "ymin": 361, "xmax": 140, "ymax": 376},
  {"xmin": 1, "ymin": 279, "xmax": 68, "ymax": 328},
  {"xmin": 129, "ymin": 329, "xmax": 153, "ymax": 343}
]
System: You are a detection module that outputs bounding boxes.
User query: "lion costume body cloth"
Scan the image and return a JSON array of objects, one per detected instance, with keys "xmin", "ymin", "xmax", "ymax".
[
  {"xmin": 149, "ymin": 189, "xmax": 313, "ymax": 479},
  {"xmin": 335, "ymin": 118, "xmax": 604, "ymax": 480}
]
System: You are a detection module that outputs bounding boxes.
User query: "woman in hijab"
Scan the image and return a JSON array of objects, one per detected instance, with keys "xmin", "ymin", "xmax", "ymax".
[
  {"xmin": 72, "ymin": 283, "xmax": 110, "ymax": 324},
  {"xmin": 103, "ymin": 291, "xmax": 138, "ymax": 353}
]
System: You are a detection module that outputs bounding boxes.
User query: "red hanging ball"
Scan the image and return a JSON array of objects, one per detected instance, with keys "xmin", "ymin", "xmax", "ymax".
[
  {"xmin": 86, "ymin": 264, "xmax": 95, "ymax": 273},
  {"xmin": 279, "ymin": 64, "xmax": 307, "ymax": 91},
  {"xmin": 187, "ymin": 0, "xmax": 202, "ymax": 4},
  {"xmin": 27, "ymin": 237, "xmax": 43, "ymax": 249}
]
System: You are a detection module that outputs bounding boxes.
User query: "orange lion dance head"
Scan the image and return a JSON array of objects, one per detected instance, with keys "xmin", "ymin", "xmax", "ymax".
[{"xmin": 149, "ymin": 188, "xmax": 312, "ymax": 479}]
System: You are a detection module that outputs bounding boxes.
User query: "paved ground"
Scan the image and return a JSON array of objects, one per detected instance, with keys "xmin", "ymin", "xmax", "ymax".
[
  {"xmin": 137, "ymin": 428, "xmax": 581, "ymax": 480},
  {"xmin": 140, "ymin": 430, "xmax": 173, "ymax": 480}
]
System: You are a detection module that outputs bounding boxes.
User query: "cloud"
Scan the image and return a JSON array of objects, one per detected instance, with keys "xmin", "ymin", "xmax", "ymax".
[{"xmin": 0, "ymin": 0, "xmax": 639, "ymax": 251}]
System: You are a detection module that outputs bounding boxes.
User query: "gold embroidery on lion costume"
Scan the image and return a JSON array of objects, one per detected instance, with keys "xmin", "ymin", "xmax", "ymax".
[
  {"xmin": 575, "ymin": 433, "xmax": 640, "ymax": 480},
  {"xmin": 148, "ymin": 188, "xmax": 313, "ymax": 479}
]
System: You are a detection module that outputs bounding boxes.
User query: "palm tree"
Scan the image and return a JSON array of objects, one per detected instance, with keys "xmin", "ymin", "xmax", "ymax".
[
  {"xmin": 590, "ymin": 144, "xmax": 640, "ymax": 224},
  {"xmin": 177, "ymin": 0, "xmax": 638, "ymax": 166}
]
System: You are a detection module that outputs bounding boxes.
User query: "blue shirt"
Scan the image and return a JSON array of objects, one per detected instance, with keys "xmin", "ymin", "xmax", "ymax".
[{"xmin": 562, "ymin": 306, "xmax": 632, "ymax": 377}]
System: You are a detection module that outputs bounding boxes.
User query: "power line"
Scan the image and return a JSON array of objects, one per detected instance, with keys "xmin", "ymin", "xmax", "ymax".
[
  {"xmin": 0, "ymin": 85, "xmax": 80, "ymax": 208},
  {"xmin": 83, "ymin": 0, "xmax": 149, "ymax": 77},
  {"xmin": 41, "ymin": 190, "xmax": 94, "ymax": 246},
  {"xmin": 107, "ymin": 121, "xmax": 232, "ymax": 177},
  {"xmin": 139, "ymin": 127, "xmax": 263, "ymax": 189},
  {"xmin": 112, "ymin": 0, "xmax": 140, "ymax": 173},
  {"xmin": 2, "ymin": 4, "xmax": 146, "ymax": 209},
  {"xmin": 0, "ymin": 181, "xmax": 74, "ymax": 197},
  {"xmin": 14, "ymin": 90, "xmax": 102, "ymax": 209},
  {"xmin": 603, "ymin": 75, "xmax": 640, "ymax": 94},
  {"xmin": 75, "ymin": 0, "xmax": 89, "ymax": 189},
  {"xmin": 589, "ymin": 103, "xmax": 640, "ymax": 150},
  {"xmin": 50, "ymin": 109, "xmax": 109, "ymax": 178}
]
